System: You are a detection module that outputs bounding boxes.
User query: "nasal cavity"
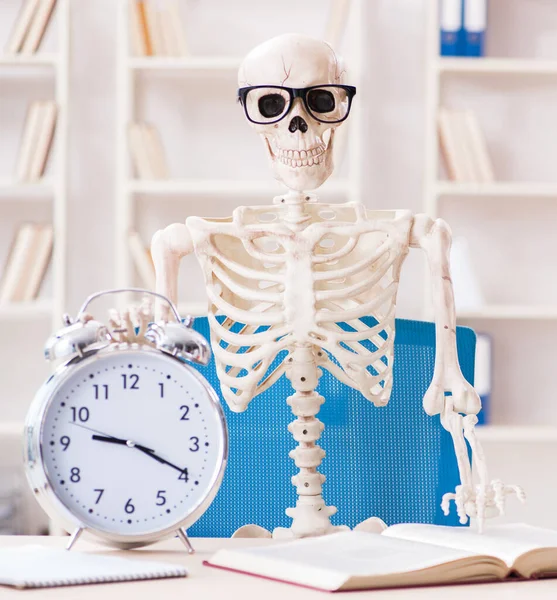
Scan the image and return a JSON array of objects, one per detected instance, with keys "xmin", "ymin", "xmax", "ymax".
[{"xmin": 288, "ymin": 116, "xmax": 308, "ymax": 133}]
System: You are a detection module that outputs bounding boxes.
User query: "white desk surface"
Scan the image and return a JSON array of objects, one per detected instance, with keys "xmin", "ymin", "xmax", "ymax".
[{"xmin": 1, "ymin": 535, "xmax": 557, "ymax": 598}]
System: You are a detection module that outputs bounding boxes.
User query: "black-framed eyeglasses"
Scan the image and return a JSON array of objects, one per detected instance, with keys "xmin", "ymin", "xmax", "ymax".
[{"xmin": 237, "ymin": 84, "xmax": 357, "ymax": 125}]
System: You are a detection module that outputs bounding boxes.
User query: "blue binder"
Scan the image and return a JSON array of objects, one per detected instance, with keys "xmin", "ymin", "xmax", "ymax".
[
  {"xmin": 463, "ymin": 0, "xmax": 487, "ymax": 57},
  {"xmin": 440, "ymin": 0, "xmax": 464, "ymax": 56}
]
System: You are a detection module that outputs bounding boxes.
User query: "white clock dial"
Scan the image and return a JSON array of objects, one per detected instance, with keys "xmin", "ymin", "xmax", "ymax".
[{"xmin": 39, "ymin": 349, "xmax": 225, "ymax": 536}]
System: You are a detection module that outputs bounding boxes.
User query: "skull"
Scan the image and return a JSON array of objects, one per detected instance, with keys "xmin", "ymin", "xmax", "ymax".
[{"xmin": 238, "ymin": 34, "xmax": 350, "ymax": 192}]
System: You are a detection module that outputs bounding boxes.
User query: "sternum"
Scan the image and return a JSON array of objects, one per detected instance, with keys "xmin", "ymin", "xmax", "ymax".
[{"xmin": 283, "ymin": 252, "xmax": 315, "ymax": 341}]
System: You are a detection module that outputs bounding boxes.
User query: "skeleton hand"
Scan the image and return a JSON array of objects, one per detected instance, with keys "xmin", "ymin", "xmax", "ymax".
[
  {"xmin": 441, "ymin": 410, "xmax": 526, "ymax": 531},
  {"xmin": 442, "ymin": 480, "xmax": 526, "ymax": 532},
  {"xmin": 108, "ymin": 298, "xmax": 153, "ymax": 343}
]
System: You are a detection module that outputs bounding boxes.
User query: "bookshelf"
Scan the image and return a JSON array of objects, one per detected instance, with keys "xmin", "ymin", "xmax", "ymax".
[
  {"xmin": 0, "ymin": 0, "xmax": 69, "ymax": 426},
  {"xmin": 424, "ymin": 1, "xmax": 557, "ymax": 442},
  {"xmin": 115, "ymin": 0, "xmax": 365, "ymax": 316}
]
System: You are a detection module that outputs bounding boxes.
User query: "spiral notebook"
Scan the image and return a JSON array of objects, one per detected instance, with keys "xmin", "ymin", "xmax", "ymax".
[{"xmin": 0, "ymin": 546, "xmax": 187, "ymax": 589}]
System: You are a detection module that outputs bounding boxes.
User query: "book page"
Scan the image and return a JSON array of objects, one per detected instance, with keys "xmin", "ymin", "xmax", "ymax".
[
  {"xmin": 211, "ymin": 531, "xmax": 483, "ymax": 581},
  {"xmin": 385, "ymin": 523, "xmax": 557, "ymax": 567}
]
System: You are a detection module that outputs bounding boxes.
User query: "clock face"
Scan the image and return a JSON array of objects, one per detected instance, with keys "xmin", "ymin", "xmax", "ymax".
[{"xmin": 38, "ymin": 348, "xmax": 226, "ymax": 537}]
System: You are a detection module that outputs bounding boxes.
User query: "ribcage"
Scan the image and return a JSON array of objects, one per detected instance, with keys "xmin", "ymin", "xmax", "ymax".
[{"xmin": 187, "ymin": 204, "xmax": 412, "ymax": 412}]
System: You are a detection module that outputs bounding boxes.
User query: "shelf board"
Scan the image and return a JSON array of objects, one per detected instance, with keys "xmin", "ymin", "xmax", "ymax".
[
  {"xmin": 436, "ymin": 181, "xmax": 557, "ymax": 199},
  {"xmin": 128, "ymin": 178, "xmax": 351, "ymax": 197},
  {"xmin": 128, "ymin": 56, "xmax": 242, "ymax": 72},
  {"xmin": 0, "ymin": 53, "xmax": 58, "ymax": 68},
  {"xmin": 457, "ymin": 305, "xmax": 557, "ymax": 320},
  {"xmin": 0, "ymin": 180, "xmax": 54, "ymax": 196},
  {"xmin": 436, "ymin": 57, "xmax": 557, "ymax": 76},
  {"xmin": 0, "ymin": 300, "xmax": 53, "ymax": 319},
  {"xmin": 477, "ymin": 425, "xmax": 557, "ymax": 443}
]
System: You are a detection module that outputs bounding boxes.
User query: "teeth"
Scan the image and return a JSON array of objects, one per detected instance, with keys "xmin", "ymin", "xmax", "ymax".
[{"xmin": 276, "ymin": 144, "xmax": 328, "ymax": 167}]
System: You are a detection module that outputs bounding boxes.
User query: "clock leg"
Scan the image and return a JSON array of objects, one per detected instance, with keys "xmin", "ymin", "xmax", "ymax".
[
  {"xmin": 176, "ymin": 528, "xmax": 195, "ymax": 554},
  {"xmin": 66, "ymin": 527, "xmax": 84, "ymax": 551}
]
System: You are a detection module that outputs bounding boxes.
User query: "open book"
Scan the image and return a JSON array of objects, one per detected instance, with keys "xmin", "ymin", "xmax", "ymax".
[{"xmin": 206, "ymin": 524, "xmax": 557, "ymax": 592}]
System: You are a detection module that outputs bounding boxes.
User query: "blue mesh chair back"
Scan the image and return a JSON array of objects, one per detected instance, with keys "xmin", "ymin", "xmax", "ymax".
[{"xmin": 187, "ymin": 317, "xmax": 476, "ymax": 537}]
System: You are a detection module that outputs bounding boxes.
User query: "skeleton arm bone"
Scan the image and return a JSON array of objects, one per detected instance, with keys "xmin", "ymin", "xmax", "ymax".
[
  {"xmin": 410, "ymin": 214, "xmax": 524, "ymax": 529},
  {"xmin": 151, "ymin": 223, "xmax": 193, "ymax": 320}
]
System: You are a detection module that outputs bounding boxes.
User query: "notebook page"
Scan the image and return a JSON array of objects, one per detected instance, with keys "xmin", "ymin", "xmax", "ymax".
[
  {"xmin": 384, "ymin": 523, "xmax": 557, "ymax": 567},
  {"xmin": 211, "ymin": 531, "xmax": 482, "ymax": 580},
  {"xmin": 0, "ymin": 546, "xmax": 187, "ymax": 588}
]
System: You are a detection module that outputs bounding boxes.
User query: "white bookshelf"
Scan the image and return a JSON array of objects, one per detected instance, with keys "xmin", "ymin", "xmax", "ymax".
[
  {"xmin": 424, "ymin": 1, "xmax": 557, "ymax": 441},
  {"xmin": 437, "ymin": 57, "xmax": 557, "ymax": 76},
  {"xmin": 129, "ymin": 56, "xmax": 243, "ymax": 71},
  {"xmin": 115, "ymin": 0, "xmax": 365, "ymax": 316},
  {"xmin": 477, "ymin": 425, "xmax": 557, "ymax": 443},
  {"xmin": 0, "ymin": 0, "xmax": 69, "ymax": 423}
]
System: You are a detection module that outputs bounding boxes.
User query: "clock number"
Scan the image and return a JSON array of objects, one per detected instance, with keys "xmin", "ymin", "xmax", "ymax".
[
  {"xmin": 179, "ymin": 405, "xmax": 190, "ymax": 421},
  {"xmin": 158, "ymin": 383, "xmax": 164, "ymax": 398},
  {"xmin": 125, "ymin": 498, "xmax": 135, "ymax": 514},
  {"xmin": 70, "ymin": 467, "xmax": 81, "ymax": 483},
  {"xmin": 70, "ymin": 407, "xmax": 89, "ymax": 422},
  {"xmin": 121, "ymin": 374, "xmax": 140, "ymax": 390},
  {"xmin": 156, "ymin": 490, "xmax": 167, "ymax": 506},
  {"xmin": 189, "ymin": 436, "xmax": 199, "ymax": 452},
  {"xmin": 60, "ymin": 435, "xmax": 70, "ymax": 451},
  {"xmin": 94, "ymin": 489, "xmax": 104, "ymax": 504},
  {"xmin": 178, "ymin": 469, "xmax": 189, "ymax": 483},
  {"xmin": 93, "ymin": 384, "xmax": 109, "ymax": 400}
]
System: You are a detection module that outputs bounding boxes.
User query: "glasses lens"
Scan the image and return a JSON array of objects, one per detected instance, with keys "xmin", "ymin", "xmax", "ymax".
[
  {"xmin": 306, "ymin": 86, "xmax": 350, "ymax": 122},
  {"xmin": 244, "ymin": 87, "xmax": 290, "ymax": 123}
]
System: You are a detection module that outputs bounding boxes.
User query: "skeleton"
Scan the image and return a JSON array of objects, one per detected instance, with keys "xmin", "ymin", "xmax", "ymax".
[{"xmin": 151, "ymin": 34, "xmax": 524, "ymax": 539}]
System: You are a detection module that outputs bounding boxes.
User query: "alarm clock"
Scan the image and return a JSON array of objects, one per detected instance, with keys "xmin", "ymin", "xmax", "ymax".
[{"xmin": 24, "ymin": 289, "xmax": 227, "ymax": 553}]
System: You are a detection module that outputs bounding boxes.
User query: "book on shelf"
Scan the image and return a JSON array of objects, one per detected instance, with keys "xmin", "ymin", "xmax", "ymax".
[
  {"xmin": 130, "ymin": 0, "xmax": 188, "ymax": 57},
  {"xmin": 4, "ymin": 0, "xmax": 42, "ymax": 54},
  {"xmin": 206, "ymin": 524, "xmax": 557, "ymax": 592},
  {"xmin": 0, "ymin": 223, "xmax": 53, "ymax": 304},
  {"xmin": 438, "ymin": 107, "xmax": 494, "ymax": 183},
  {"xmin": 463, "ymin": 0, "xmax": 487, "ymax": 57},
  {"xmin": 128, "ymin": 121, "xmax": 169, "ymax": 180},
  {"xmin": 439, "ymin": 0, "xmax": 486, "ymax": 57},
  {"xmin": 128, "ymin": 231, "xmax": 156, "ymax": 290},
  {"xmin": 15, "ymin": 100, "xmax": 57, "ymax": 182},
  {"xmin": 475, "ymin": 332, "xmax": 492, "ymax": 425},
  {"xmin": 324, "ymin": 0, "xmax": 350, "ymax": 50},
  {"xmin": 6, "ymin": 0, "xmax": 57, "ymax": 55},
  {"xmin": 439, "ymin": 0, "xmax": 463, "ymax": 56}
]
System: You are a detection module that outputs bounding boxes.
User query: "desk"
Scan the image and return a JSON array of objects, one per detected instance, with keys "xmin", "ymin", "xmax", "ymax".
[{"xmin": 1, "ymin": 536, "xmax": 556, "ymax": 598}]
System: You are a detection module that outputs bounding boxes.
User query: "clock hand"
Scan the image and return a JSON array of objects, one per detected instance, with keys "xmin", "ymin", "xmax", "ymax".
[
  {"xmin": 71, "ymin": 421, "xmax": 186, "ymax": 475},
  {"xmin": 70, "ymin": 422, "xmax": 156, "ymax": 453},
  {"xmin": 132, "ymin": 446, "xmax": 186, "ymax": 474},
  {"xmin": 91, "ymin": 434, "xmax": 156, "ymax": 454},
  {"xmin": 89, "ymin": 432, "xmax": 184, "ymax": 474}
]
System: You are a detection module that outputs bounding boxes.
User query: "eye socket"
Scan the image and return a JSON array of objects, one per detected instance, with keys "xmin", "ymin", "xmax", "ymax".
[
  {"xmin": 258, "ymin": 94, "xmax": 287, "ymax": 118},
  {"xmin": 307, "ymin": 89, "xmax": 336, "ymax": 113}
]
